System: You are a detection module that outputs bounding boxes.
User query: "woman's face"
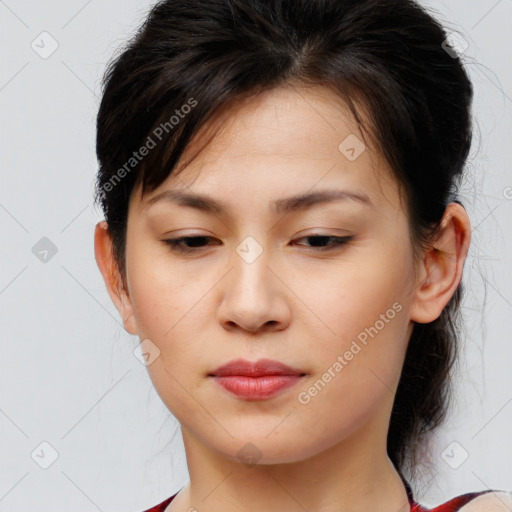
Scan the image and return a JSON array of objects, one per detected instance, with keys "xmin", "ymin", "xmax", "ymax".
[{"xmin": 105, "ymin": 85, "xmax": 423, "ymax": 464}]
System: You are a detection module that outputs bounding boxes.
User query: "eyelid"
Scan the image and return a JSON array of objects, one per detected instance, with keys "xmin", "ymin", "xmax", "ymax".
[{"xmin": 161, "ymin": 232, "xmax": 355, "ymax": 253}]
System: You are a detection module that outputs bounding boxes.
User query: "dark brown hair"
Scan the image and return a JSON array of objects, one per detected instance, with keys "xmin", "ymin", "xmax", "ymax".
[{"xmin": 94, "ymin": 0, "xmax": 473, "ymax": 480}]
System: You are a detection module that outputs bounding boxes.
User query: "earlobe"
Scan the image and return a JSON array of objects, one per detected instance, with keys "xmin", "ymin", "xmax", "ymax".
[
  {"xmin": 94, "ymin": 221, "xmax": 139, "ymax": 336},
  {"xmin": 410, "ymin": 203, "xmax": 471, "ymax": 324}
]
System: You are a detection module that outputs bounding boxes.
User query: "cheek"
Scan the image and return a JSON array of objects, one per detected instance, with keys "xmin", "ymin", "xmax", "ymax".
[
  {"xmin": 301, "ymin": 242, "xmax": 412, "ymax": 384},
  {"xmin": 127, "ymin": 263, "xmax": 209, "ymax": 418},
  {"xmin": 126, "ymin": 243, "xmax": 196, "ymax": 338},
  {"xmin": 292, "ymin": 282, "xmax": 408, "ymax": 447},
  {"xmin": 125, "ymin": 245, "xmax": 214, "ymax": 378},
  {"xmin": 318, "ymin": 253, "xmax": 407, "ymax": 324}
]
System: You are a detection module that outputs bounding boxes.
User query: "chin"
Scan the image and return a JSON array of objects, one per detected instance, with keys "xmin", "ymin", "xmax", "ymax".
[{"xmin": 204, "ymin": 430, "xmax": 337, "ymax": 466}]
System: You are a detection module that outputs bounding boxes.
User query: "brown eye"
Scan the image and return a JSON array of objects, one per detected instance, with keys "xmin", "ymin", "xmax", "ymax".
[
  {"xmin": 162, "ymin": 234, "xmax": 354, "ymax": 254},
  {"xmin": 162, "ymin": 236, "xmax": 217, "ymax": 253},
  {"xmin": 292, "ymin": 235, "xmax": 354, "ymax": 250}
]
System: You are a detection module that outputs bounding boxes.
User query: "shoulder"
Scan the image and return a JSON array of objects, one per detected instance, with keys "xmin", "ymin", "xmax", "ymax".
[{"xmin": 458, "ymin": 490, "xmax": 512, "ymax": 511}]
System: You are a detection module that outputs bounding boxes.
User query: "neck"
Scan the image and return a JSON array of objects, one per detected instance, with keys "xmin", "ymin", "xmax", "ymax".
[{"xmin": 173, "ymin": 417, "xmax": 411, "ymax": 512}]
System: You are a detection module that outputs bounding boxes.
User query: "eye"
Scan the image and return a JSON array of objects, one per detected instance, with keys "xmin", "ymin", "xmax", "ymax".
[
  {"xmin": 292, "ymin": 234, "xmax": 354, "ymax": 251},
  {"xmin": 161, "ymin": 234, "xmax": 354, "ymax": 253},
  {"xmin": 162, "ymin": 235, "xmax": 218, "ymax": 253}
]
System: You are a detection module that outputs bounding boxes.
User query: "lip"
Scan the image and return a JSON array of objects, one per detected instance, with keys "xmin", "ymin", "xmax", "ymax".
[
  {"xmin": 208, "ymin": 358, "xmax": 306, "ymax": 401},
  {"xmin": 209, "ymin": 358, "xmax": 305, "ymax": 377}
]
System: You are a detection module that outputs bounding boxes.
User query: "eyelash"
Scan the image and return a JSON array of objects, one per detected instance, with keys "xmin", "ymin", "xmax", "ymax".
[{"xmin": 162, "ymin": 234, "xmax": 354, "ymax": 253}]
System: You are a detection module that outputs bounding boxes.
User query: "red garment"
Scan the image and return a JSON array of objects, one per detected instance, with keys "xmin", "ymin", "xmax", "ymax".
[{"xmin": 142, "ymin": 478, "xmax": 497, "ymax": 512}]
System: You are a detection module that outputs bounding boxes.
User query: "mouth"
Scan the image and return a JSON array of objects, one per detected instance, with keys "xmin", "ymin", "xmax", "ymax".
[
  {"xmin": 208, "ymin": 358, "xmax": 306, "ymax": 400},
  {"xmin": 209, "ymin": 358, "xmax": 306, "ymax": 377}
]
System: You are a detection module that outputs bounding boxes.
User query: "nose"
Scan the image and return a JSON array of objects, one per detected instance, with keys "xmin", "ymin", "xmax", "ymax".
[{"xmin": 216, "ymin": 244, "xmax": 292, "ymax": 334}]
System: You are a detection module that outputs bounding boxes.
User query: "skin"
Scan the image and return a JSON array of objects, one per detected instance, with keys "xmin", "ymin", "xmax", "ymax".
[{"xmin": 95, "ymin": 84, "xmax": 471, "ymax": 512}]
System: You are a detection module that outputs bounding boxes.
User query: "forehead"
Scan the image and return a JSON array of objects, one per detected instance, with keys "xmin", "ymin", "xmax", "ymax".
[
  {"xmin": 133, "ymin": 84, "xmax": 399, "ymax": 214},
  {"xmin": 179, "ymin": 84, "xmax": 376, "ymax": 168}
]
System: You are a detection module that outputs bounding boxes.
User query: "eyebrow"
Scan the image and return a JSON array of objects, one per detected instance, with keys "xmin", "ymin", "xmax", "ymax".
[{"xmin": 144, "ymin": 188, "xmax": 373, "ymax": 215}]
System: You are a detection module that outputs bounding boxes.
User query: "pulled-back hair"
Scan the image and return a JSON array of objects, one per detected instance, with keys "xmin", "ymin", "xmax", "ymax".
[{"xmin": 94, "ymin": 0, "xmax": 473, "ymax": 480}]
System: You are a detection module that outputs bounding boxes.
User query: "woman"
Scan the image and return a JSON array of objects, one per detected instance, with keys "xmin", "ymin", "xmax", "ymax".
[{"xmin": 93, "ymin": 0, "xmax": 512, "ymax": 510}]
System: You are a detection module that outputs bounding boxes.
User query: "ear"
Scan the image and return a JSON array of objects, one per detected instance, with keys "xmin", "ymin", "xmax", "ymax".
[
  {"xmin": 94, "ymin": 220, "xmax": 139, "ymax": 335},
  {"xmin": 410, "ymin": 202, "xmax": 471, "ymax": 324}
]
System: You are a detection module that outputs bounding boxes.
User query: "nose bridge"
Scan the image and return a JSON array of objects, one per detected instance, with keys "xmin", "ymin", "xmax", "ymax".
[
  {"xmin": 231, "ymin": 233, "xmax": 273, "ymax": 296},
  {"xmin": 217, "ymin": 232, "xmax": 288, "ymax": 332}
]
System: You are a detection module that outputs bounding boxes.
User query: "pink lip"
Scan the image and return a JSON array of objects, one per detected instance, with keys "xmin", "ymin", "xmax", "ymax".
[
  {"xmin": 209, "ymin": 358, "xmax": 306, "ymax": 400},
  {"xmin": 210, "ymin": 358, "xmax": 305, "ymax": 377}
]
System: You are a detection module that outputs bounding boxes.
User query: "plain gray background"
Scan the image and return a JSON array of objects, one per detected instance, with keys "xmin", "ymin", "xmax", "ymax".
[{"xmin": 0, "ymin": 0, "xmax": 511, "ymax": 510}]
